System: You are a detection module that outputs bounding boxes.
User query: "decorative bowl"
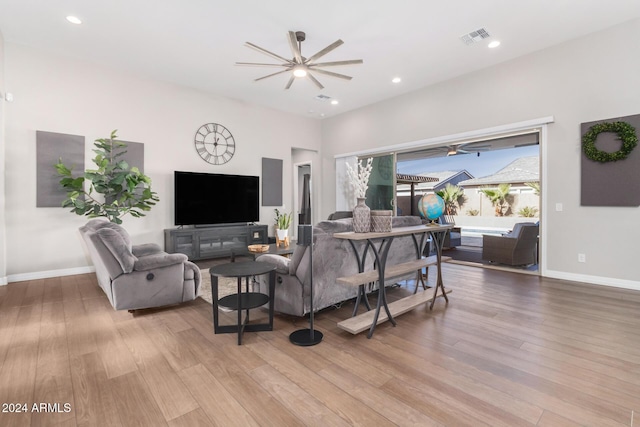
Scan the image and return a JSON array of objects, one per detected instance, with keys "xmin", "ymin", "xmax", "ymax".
[{"xmin": 248, "ymin": 244, "xmax": 270, "ymax": 253}]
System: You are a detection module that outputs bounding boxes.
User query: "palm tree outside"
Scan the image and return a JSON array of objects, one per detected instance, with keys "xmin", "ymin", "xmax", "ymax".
[
  {"xmin": 436, "ymin": 183, "xmax": 466, "ymax": 215},
  {"xmin": 479, "ymin": 183, "xmax": 512, "ymax": 216}
]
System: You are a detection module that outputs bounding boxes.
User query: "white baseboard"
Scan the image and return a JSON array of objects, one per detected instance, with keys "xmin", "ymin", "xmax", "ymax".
[
  {"xmin": 544, "ymin": 269, "xmax": 640, "ymax": 292},
  {"xmin": 0, "ymin": 276, "xmax": 7, "ymax": 286},
  {"xmin": 6, "ymin": 266, "xmax": 96, "ymax": 284}
]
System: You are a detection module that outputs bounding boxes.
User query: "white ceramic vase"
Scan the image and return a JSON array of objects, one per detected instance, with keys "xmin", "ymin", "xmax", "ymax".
[{"xmin": 352, "ymin": 197, "xmax": 371, "ymax": 233}]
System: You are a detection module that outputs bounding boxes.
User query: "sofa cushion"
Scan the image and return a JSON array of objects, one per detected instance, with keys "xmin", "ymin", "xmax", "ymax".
[
  {"xmin": 256, "ymin": 254, "xmax": 291, "ymax": 274},
  {"xmin": 84, "ymin": 219, "xmax": 133, "ymax": 252},
  {"xmin": 316, "ymin": 218, "xmax": 353, "ymax": 233},
  {"xmin": 133, "ymin": 252, "xmax": 188, "ymax": 271},
  {"xmin": 96, "ymin": 228, "xmax": 137, "ymax": 273}
]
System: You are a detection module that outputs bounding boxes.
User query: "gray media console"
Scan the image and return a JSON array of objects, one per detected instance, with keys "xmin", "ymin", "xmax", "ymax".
[{"xmin": 164, "ymin": 224, "xmax": 268, "ymax": 260}]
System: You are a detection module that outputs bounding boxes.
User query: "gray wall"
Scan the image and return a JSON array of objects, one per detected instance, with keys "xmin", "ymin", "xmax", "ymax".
[
  {"xmin": 321, "ymin": 19, "xmax": 640, "ymax": 286},
  {"xmin": 2, "ymin": 42, "xmax": 320, "ymax": 278},
  {"xmin": 0, "ymin": 30, "xmax": 6, "ymax": 283}
]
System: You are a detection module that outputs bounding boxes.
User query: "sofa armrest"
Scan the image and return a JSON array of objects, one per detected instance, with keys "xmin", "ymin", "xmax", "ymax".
[
  {"xmin": 256, "ymin": 254, "xmax": 291, "ymax": 274},
  {"xmin": 132, "ymin": 243, "xmax": 163, "ymax": 257},
  {"xmin": 133, "ymin": 252, "xmax": 188, "ymax": 271}
]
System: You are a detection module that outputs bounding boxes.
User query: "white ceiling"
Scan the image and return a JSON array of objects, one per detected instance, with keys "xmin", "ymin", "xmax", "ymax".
[{"xmin": 1, "ymin": 1, "xmax": 640, "ymax": 119}]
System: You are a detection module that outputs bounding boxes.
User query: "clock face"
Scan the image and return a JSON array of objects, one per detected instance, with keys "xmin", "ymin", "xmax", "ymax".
[{"xmin": 194, "ymin": 123, "xmax": 235, "ymax": 165}]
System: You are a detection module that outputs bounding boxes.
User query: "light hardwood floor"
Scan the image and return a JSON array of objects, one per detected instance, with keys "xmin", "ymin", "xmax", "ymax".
[{"xmin": 1, "ymin": 263, "xmax": 640, "ymax": 426}]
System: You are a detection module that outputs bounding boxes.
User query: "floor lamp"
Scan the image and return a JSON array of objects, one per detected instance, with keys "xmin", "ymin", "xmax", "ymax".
[{"xmin": 289, "ymin": 224, "xmax": 323, "ymax": 346}]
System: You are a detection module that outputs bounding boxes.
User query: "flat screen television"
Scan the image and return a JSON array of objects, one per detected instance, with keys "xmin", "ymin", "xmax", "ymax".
[{"xmin": 174, "ymin": 171, "xmax": 259, "ymax": 226}]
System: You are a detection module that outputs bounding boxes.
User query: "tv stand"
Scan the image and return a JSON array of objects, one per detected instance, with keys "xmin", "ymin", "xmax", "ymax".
[{"xmin": 164, "ymin": 224, "xmax": 268, "ymax": 260}]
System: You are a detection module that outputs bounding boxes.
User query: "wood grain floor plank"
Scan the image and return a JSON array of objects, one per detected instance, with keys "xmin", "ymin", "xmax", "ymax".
[
  {"xmin": 360, "ymin": 335, "xmax": 544, "ymax": 425},
  {"xmin": 167, "ymin": 408, "xmax": 214, "ymax": 427},
  {"xmin": 0, "ymin": 305, "xmax": 20, "ymax": 369},
  {"xmin": 23, "ymin": 279, "xmax": 45, "ymax": 307},
  {"xmin": 69, "ymin": 352, "xmax": 122, "ymax": 427},
  {"xmin": 82, "ymin": 297, "xmax": 137, "ymax": 379},
  {"xmin": 42, "ymin": 276, "xmax": 64, "ymax": 305},
  {"xmin": 138, "ymin": 316, "xmax": 200, "ymax": 372},
  {"xmin": 178, "ymin": 363, "xmax": 259, "ymax": 427},
  {"xmin": 31, "ymin": 320, "xmax": 75, "ymax": 427},
  {"xmin": 247, "ymin": 338, "xmax": 398, "ymax": 426},
  {"xmin": 207, "ymin": 357, "xmax": 305, "ymax": 427},
  {"xmin": 0, "ymin": 303, "xmax": 42, "ymax": 427},
  {"xmin": 63, "ymin": 298, "xmax": 97, "ymax": 357},
  {"xmin": 109, "ymin": 371, "xmax": 168, "ymax": 426},
  {"xmin": 138, "ymin": 356, "xmax": 199, "ymax": 422},
  {"xmin": 5, "ymin": 263, "xmax": 640, "ymax": 426},
  {"xmin": 452, "ymin": 339, "xmax": 634, "ymax": 423},
  {"xmin": 0, "ymin": 279, "xmax": 28, "ymax": 309},
  {"xmin": 251, "ymin": 364, "xmax": 352, "ymax": 427},
  {"xmin": 318, "ymin": 363, "xmax": 441, "ymax": 426}
]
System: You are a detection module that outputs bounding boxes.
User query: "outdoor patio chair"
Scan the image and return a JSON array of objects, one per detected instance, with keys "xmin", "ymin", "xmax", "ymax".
[{"xmin": 481, "ymin": 222, "xmax": 538, "ymax": 266}]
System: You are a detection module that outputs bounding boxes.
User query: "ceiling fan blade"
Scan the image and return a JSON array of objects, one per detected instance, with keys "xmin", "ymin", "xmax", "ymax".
[
  {"xmin": 305, "ymin": 39, "xmax": 344, "ymax": 63},
  {"xmin": 307, "ymin": 73, "xmax": 324, "ymax": 90},
  {"xmin": 235, "ymin": 62, "xmax": 289, "ymax": 67},
  {"xmin": 310, "ymin": 68, "xmax": 352, "ymax": 80},
  {"xmin": 285, "ymin": 75, "xmax": 295, "ymax": 90},
  {"xmin": 245, "ymin": 42, "xmax": 293, "ymax": 64},
  {"xmin": 254, "ymin": 69, "xmax": 291, "ymax": 82},
  {"xmin": 308, "ymin": 59, "xmax": 363, "ymax": 67},
  {"xmin": 287, "ymin": 31, "xmax": 303, "ymax": 64}
]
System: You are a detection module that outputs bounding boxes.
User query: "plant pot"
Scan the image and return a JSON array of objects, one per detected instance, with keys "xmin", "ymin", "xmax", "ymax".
[{"xmin": 276, "ymin": 228, "xmax": 290, "ymax": 247}]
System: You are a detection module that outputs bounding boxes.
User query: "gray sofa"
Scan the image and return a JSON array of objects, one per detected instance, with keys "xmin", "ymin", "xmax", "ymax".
[
  {"xmin": 255, "ymin": 215, "xmax": 424, "ymax": 316},
  {"xmin": 79, "ymin": 219, "xmax": 201, "ymax": 310}
]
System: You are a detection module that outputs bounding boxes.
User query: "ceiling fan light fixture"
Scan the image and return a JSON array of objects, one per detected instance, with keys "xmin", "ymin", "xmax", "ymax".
[{"xmin": 293, "ymin": 65, "xmax": 308, "ymax": 78}]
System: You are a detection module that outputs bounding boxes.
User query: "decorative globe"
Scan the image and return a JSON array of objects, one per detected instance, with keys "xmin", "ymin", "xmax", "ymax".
[{"xmin": 418, "ymin": 194, "xmax": 445, "ymax": 222}]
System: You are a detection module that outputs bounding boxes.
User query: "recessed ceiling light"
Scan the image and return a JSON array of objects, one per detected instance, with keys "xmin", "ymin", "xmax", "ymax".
[
  {"xmin": 330, "ymin": 100, "xmax": 339, "ymax": 105},
  {"xmin": 488, "ymin": 40, "xmax": 501, "ymax": 48},
  {"xmin": 66, "ymin": 16, "xmax": 82, "ymax": 24},
  {"xmin": 392, "ymin": 77, "xmax": 402, "ymax": 83}
]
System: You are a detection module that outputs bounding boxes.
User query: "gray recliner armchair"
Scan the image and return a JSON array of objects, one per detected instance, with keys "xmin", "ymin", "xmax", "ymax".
[{"xmin": 79, "ymin": 219, "xmax": 201, "ymax": 311}]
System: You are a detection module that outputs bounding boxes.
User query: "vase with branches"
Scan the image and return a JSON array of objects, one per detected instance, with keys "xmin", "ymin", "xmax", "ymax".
[
  {"xmin": 345, "ymin": 157, "xmax": 373, "ymax": 232},
  {"xmin": 55, "ymin": 130, "xmax": 159, "ymax": 224}
]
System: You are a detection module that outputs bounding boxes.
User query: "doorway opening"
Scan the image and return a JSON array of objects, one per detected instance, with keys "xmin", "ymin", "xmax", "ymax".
[{"xmin": 396, "ymin": 131, "xmax": 541, "ymax": 274}]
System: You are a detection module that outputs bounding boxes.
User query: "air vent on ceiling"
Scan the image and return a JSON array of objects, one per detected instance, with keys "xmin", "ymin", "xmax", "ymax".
[
  {"xmin": 460, "ymin": 28, "xmax": 491, "ymax": 45},
  {"xmin": 315, "ymin": 94, "xmax": 332, "ymax": 101}
]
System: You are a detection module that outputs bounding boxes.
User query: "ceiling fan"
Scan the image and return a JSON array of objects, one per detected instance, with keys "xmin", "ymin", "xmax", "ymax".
[
  {"xmin": 446, "ymin": 142, "xmax": 492, "ymax": 156},
  {"xmin": 236, "ymin": 31, "xmax": 363, "ymax": 90}
]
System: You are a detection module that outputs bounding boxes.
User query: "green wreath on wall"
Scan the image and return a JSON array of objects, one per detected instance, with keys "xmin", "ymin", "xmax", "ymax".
[{"xmin": 582, "ymin": 121, "xmax": 638, "ymax": 163}]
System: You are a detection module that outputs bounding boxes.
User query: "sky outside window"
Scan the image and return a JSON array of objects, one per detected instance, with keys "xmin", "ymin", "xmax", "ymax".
[{"xmin": 397, "ymin": 145, "xmax": 540, "ymax": 178}]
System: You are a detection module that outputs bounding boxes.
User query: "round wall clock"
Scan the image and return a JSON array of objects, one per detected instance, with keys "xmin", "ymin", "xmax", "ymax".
[{"xmin": 194, "ymin": 123, "xmax": 236, "ymax": 165}]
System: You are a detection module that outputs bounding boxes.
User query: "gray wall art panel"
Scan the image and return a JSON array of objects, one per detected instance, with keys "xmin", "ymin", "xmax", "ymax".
[
  {"xmin": 262, "ymin": 157, "xmax": 283, "ymax": 206},
  {"xmin": 36, "ymin": 130, "xmax": 84, "ymax": 207},
  {"xmin": 115, "ymin": 140, "xmax": 145, "ymax": 174},
  {"xmin": 581, "ymin": 114, "xmax": 640, "ymax": 206}
]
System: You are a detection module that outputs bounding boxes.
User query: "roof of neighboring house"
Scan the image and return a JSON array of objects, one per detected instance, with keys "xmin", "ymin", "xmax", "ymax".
[
  {"xmin": 397, "ymin": 170, "xmax": 473, "ymax": 192},
  {"xmin": 396, "ymin": 173, "xmax": 439, "ymax": 184},
  {"xmin": 457, "ymin": 156, "xmax": 539, "ymax": 187}
]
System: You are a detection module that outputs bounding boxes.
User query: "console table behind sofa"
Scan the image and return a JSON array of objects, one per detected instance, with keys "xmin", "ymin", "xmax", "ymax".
[{"xmin": 254, "ymin": 216, "xmax": 425, "ymax": 317}]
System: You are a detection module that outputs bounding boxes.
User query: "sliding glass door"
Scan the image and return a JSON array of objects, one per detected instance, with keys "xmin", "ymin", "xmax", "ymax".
[{"xmin": 365, "ymin": 153, "xmax": 396, "ymax": 212}]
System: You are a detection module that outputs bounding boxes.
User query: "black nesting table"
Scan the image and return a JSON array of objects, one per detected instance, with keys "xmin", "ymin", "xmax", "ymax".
[{"xmin": 210, "ymin": 261, "xmax": 276, "ymax": 345}]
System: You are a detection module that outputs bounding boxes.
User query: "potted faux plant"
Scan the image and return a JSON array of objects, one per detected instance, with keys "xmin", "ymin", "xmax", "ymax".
[
  {"xmin": 55, "ymin": 130, "xmax": 159, "ymax": 224},
  {"xmin": 274, "ymin": 208, "xmax": 292, "ymax": 247}
]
